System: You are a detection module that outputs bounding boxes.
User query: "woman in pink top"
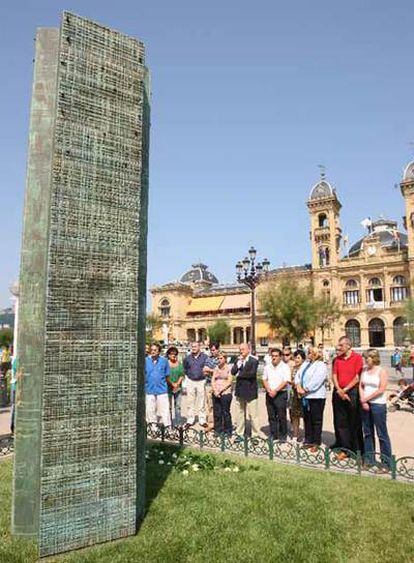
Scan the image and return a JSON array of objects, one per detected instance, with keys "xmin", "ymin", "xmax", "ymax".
[{"xmin": 211, "ymin": 352, "xmax": 233, "ymax": 435}]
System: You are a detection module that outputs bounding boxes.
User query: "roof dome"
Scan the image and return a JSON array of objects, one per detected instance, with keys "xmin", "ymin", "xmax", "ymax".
[
  {"xmin": 403, "ymin": 161, "xmax": 414, "ymax": 181},
  {"xmin": 309, "ymin": 180, "xmax": 334, "ymax": 200},
  {"xmin": 348, "ymin": 218, "xmax": 407, "ymax": 257},
  {"xmin": 180, "ymin": 263, "xmax": 219, "ymax": 285}
]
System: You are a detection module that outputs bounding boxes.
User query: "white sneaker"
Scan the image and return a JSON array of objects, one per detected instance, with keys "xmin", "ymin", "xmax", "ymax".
[{"xmin": 198, "ymin": 418, "xmax": 207, "ymax": 426}]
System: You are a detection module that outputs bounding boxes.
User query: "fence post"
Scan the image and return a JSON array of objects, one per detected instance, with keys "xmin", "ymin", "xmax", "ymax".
[
  {"xmin": 268, "ymin": 437, "xmax": 274, "ymax": 461},
  {"xmin": 161, "ymin": 424, "xmax": 165, "ymax": 443},
  {"xmin": 391, "ymin": 455, "xmax": 397, "ymax": 480},
  {"xmin": 220, "ymin": 433, "xmax": 225, "ymax": 452},
  {"xmin": 179, "ymin": 426, "xmax": 184, "ymax": 447},
  {"xmin": 244, "ymin": 436, "xmax": 248, "ymax": 457},
  {"xmin": 356, "ymin": 450, "xmax": 362, "ymax": 475},
  {"xmin": 295, "ymin": 442, "xmax": 301, "ymax": 465},
  {"xmin": 324, "ymin": 447, "xmax": 330, "ymax": 471},
  {"xmin": 199, "ymin": 430, "xmax": 204, "ymax": 450}
]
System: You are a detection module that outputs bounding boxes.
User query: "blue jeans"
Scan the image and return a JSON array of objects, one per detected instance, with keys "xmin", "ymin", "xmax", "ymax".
[{"xmin": 361, "ymin": 403, "xmax": 392, "ymax": 465}]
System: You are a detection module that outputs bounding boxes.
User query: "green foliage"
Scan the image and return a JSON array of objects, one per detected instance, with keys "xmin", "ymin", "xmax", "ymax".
[
  {"xmin": 259, "ymin": 278, "xmax": 317, "ymax": 344},
  {"xmin": 207, "ymin": 320, "xmax": 231, "ymax": 345},
  {"xmin": 0, "ymin": 329, "xmax": 13, "ymax": 348},
  {"xmin": 314, "ymin": 295, "xmax": 341, "ymax": 344},
  {"xmin": 145, "ymin": 313, "xmax": 163, "ymax": 344}
]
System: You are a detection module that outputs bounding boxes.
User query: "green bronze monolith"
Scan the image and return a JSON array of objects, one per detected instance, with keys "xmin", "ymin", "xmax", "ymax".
[{"xmin": 12, "ymin": 12, "xmax": 149, "ymax": 557}]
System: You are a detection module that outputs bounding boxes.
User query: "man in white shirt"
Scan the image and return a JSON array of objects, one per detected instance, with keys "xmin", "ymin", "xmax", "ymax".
[{"xmin": 262, "ymin": 347, "xmax": 291, "ymax": 442}]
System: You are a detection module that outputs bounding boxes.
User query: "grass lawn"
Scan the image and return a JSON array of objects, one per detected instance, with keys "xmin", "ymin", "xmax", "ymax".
[{"xmin": 1, "ymin": 446, "xmax": 414, "ymax": 562}]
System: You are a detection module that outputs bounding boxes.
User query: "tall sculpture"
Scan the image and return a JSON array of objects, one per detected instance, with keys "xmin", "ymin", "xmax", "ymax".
[{"xmin": 12, "ymin": 12, "xmax": 149, "ymax": 557}]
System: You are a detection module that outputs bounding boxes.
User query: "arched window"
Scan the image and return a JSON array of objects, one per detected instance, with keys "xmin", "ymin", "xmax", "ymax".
[
  {"xmin": 318, "ymin": 213, "xmax": 328, "ymax": 228},
  {"xmin": 393, "ymin": 317, "xmax": 406, "ymax": 347},
  {"xmin": 198, "ymin": 328, "xmax": 207, "ymax": 343},
  {"xmin": 343, "ymin": 279, "xmax": 360, "ymax": 307},
  {"xmin": 393, "ymin": 275, "xmax": 406, "ymax": 285},
  {"xmin": 233, "ymin": 327, "xmax": 244, "ymax": 345},
  {"xmin": 391, "ymin": 276, "xmax": 409, "ymax": 303},
  {"xmin": 367, "ymin": 278, "xmax": 383, "ymax": 303},
  {"xmin": 319, "ymin": 246, "xmax": 330, "ymax": 267},
  {"xmin": 368, "ymin": 318, "xmax": 385, "ymax": 348},
  {"xmin": 345, "ymin": 319, "xmax": 361, "ymax": 347},
  {"xmin": 159, "ymin": 298, "xmax": 171, "ymax": 318},
  {"xmin": 322, "ymin": 279, "xmax": 330, "ymax": 287}
]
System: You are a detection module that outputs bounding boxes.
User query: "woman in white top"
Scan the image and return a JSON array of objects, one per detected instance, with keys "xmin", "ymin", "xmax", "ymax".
[
  {"xmin": 296, "ymin": 347, "xmax": 327, "ymax": 451},
  {"xmin": 359, "ymin": 348, "xmax": 392, "ymax": 467}
]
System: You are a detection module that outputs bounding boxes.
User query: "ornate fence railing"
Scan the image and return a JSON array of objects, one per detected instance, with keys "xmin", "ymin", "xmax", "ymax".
[
  {"xmin": 2, "ymin": 425, "xmax": 413, "ymax": 483},
  {"xmin": 0, "ymin": 434, "xmax": 14, "ymax": 458},
  {"xmin": 147, "ymin": 423, "xmax": 414, "ymax": 483}
]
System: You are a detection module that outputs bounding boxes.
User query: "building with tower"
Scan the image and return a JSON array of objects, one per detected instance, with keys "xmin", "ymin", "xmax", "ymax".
[{"xmin": 151, "ymin": 161, "xmax": 414, "ymax": 351}]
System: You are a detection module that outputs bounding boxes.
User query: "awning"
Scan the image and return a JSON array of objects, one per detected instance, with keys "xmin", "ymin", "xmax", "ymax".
[
  {"xmin": 220, "ymin": 293, "xmax": 250, "ymax": 310},
  {"xmin": 256, "ymin": 322, "xmax": 271, "ymax": 338},
  {"xmin": 187, "ymin": 296, "xmax": 224, "ymax": 313}
]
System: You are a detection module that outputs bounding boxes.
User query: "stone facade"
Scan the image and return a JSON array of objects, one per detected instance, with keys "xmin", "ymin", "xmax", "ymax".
[{"xmin": 151, "ymin": 164, "xmax": 414, "ymax": 351}]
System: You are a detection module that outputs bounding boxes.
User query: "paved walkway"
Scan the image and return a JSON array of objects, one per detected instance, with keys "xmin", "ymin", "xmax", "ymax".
[{"xmin": 0, "ymin": 408, "xmax": 11, "ymax": 436}]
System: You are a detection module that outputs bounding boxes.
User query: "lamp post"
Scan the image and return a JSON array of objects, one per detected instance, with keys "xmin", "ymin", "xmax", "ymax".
[{"xmin": 236, "ymin": 247, "xmax": 270, "ymax": 354}]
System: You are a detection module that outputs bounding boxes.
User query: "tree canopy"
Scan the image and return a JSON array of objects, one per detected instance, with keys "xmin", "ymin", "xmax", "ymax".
[{"xmin": 207, "ymin": 320, "xmax": 231, "ymax": 345}]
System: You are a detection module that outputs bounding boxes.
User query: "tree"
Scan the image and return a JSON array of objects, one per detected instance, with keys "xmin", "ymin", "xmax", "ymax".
[
  {"xmin": 259, "ymin": 279, "xmax": 317, "ymax": 345},
  {"xmin": 207, "ymin": 320, "xmax": 231, "ymax": 345},
  {"xmin": 146, "ymin": 313, "xmax": 163, "ymax": 344},
  {"xmin": 314, "ymin": 295, "xmax": 341, "ymax": 345}
]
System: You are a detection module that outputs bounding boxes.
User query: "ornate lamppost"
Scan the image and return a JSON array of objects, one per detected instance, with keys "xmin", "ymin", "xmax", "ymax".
[{"xmin": 236, "ymin": 247, "xmax": 270, "ymax": 354}]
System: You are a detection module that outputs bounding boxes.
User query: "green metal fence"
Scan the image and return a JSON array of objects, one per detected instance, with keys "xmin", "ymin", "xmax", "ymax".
[
  {"xmin": 147, "ymin": 423, "xmax": 414, "ymax": 483},
  {"xmin": 2, "ymin": 426, "xmax": 413, "ymax": 483}
]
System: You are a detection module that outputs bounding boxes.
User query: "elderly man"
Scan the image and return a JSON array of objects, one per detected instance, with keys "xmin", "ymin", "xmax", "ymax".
[
  {"xmin": 183, "ymin": 341, "xmax": 209, "ymax": 427},
  {"xmin": 231, "ymin": 342, "xmax": 263, "ymax": 440},
  {"xmin": 145, "ymin": 342, "xmax": 171, "ymax": 427},
  {"xmin": 332, "ymin": 336, "xmax": 364, "ymax": 459}
]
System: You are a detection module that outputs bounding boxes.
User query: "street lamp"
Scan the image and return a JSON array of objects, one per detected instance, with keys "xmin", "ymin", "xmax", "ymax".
[{"xmin": 236, "ymin": 248, "xmax": 270, "ymax": 354}]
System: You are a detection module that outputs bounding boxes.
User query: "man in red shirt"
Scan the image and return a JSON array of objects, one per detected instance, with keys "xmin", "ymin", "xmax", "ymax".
[{"xmin": 332, "ymin": 336, "xmax": 364, "ymax": 459}]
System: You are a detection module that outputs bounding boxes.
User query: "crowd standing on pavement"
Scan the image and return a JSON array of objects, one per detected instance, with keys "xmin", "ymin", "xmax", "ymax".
[{"xmin": 145, "ymin": 335, "xmax": 396, "ymax": 468}]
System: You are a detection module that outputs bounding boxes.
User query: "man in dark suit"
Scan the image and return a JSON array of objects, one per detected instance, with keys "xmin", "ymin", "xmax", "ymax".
[{"xmin": 231, "ymin": 342, "xmax": 263, "ymax": 439}]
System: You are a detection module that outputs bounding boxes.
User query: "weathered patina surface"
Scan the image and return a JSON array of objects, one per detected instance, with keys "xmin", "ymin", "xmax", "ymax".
[
  {"xmin": 13, "ymin": 12, "xmax": 149, "ymax": 557},
  {"xmin": 12, "ymin": 27, "xmax": 60, "ymax": 538}
]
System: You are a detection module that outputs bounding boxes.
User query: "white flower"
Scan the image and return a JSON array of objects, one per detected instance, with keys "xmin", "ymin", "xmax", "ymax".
[
  {"xmin": 159, "ymin": 451, "xmax": 164, "ymax": 456},
  {"xmin": 232, "ymin": 467, "xmax": 239, "ymax": 473},
  {"xmin": 192, "ymin": 464, "xmax": 200, "ymax": 472},
  {"xmin": 145, "ymin": 454, "xmax": 149, "ymax": 460},
  {"xmin": 184, "ymin": 460, "xmax": 191, "ymax": 466},
  {"xmin": 167, "ymin": 462, "xmax": 172, "ymax": 466},
  {"xmin": 158, "ymin": 460, "xmax": 164, "ymax": 465},
  {"xmin": 224, "ymin": 467, "xmax": 232, "ymax": 472},
  {"xmin": 182, "ymin": 469, "xmax": 189, "ymax": 476},
  {"xmin": 172, "ymin": 453, "xmax": 178, "ymax": 459}
]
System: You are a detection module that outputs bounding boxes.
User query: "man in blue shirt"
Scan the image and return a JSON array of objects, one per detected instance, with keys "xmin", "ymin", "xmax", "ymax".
[
  {"xmin": 183, "ymin": 341, "xmax": 208, "ymax": 427},
  {"xmin": 145, "ymin": 343, "xmax": 171, "ymax": 426}
]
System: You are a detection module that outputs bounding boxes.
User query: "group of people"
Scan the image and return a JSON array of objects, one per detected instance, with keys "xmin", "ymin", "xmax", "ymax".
[{"xmin": 145, "ymin": 336, "xmax": 393, "ymax": 465}]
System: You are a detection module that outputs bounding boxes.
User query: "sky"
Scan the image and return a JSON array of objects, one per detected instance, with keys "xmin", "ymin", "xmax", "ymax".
[{"xmin": 1, "ymin": 1, "xmax": 414, "ymax": 308}]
